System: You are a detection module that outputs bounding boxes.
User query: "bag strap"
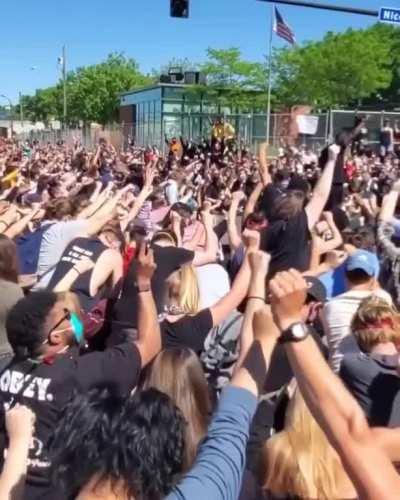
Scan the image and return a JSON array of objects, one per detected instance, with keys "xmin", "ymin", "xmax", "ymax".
[{"xmin": 36, "ymin": 262, "xmax": 59, "ymax": 283}]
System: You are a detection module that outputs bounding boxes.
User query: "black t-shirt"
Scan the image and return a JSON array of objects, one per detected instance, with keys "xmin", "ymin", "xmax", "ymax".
[
  {"xmin": 47, "ymin": 237, "xmax": 107, "ymax": 312},
  {"xmin": 111, "ymin": 245, "xmax": 194, "ymax": 334},
  {"xmin": 161, "ymin": 308, "xmax": 213, "ymax": 354},
  {"xmin": 0, "ymin": 343, "xmax": 141, "ymax": 500},
  {"xmin": 340, "ymin": 352, "xmax": 400, "ymax": 428},
  {"xmin": 261, "ymin": 210, "xmax": 311, "ymax": 279}
]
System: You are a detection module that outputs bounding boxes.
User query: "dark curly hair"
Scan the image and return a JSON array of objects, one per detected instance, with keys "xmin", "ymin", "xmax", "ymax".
[
  {"xmin": 50, "ymin": 388, "xmax": 186, "ymax": 500},
  {"xmin": 50, "ymin": 388, "xmax": 125, "ymax": 498},
  {"xmin": 6, "ymin": 291, "xmax": 58, "ymax": 360}
]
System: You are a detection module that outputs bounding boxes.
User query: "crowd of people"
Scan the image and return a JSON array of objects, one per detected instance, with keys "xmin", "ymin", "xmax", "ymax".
[{"xmin": 1, "ymin": 113, "xmax": 400, "ymax": 499}]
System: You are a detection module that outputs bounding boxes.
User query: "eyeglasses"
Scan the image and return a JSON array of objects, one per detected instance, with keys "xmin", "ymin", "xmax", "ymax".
[{"xmin": 48, "ymin": 309, "xmax": 71, "ymax": 336}]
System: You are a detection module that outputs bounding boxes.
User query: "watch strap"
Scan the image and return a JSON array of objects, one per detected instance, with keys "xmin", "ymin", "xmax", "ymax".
[{"xmin": 278, "ymin": 322, "xmax": 309, "ymax": 344}]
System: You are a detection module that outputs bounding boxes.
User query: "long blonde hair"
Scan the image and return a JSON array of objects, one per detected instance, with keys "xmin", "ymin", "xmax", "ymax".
[
  {"xmin": 143, "ymin": 348, "xmax": 211, "ymax": 470},
  {"xmin": 262, "ymin": 390, "xmax": 349, "ymax": 500},
  {"xmin": 167, "ymin": 265, "xmax": 200, "ymax": 315}
]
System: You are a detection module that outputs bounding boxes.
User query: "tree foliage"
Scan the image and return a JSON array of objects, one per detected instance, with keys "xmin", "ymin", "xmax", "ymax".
[
  {"xmin": 22, "ymin": 53, "xmax": 152, "ymax": 125},
  {"xmin": 273, "ymin": 25, "xmax": 394, "ymax": 109},
  {"xmin": 20, "ymin": 87, "xmax": 61, "ymax": 125},
  {"xmin": 194, "ymin": 48, "xmax": 267, "ymax": 110},
  {"xmin": 66, "ymin": 53, "xmax": 152, "ymax": 125}
]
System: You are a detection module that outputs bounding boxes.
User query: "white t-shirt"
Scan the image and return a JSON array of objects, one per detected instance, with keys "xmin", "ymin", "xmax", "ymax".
[
  {"xmin": 196, "ymin": 264, "xmax": 230, "ymax": 309},
  {"xmin": 165, "ymin": 180, "xmax": 179, "ymax": 205},
  {"xmin": 322, "ymin": 288, "xmax": 392, "ymax": 373},
  {"xmin": 34, "ymin": 219, "xmax": 88, "ymax": 289}
]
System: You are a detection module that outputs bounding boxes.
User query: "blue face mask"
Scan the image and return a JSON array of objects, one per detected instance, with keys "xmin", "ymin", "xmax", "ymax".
[{"xmin": 70, "ymin": 312, "xmax": 84, "ymax": 344}]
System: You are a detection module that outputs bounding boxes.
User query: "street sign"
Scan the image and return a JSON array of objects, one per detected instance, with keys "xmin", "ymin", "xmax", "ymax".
[{"xmin": 380, "ymin": 7, "xmax": 400, "ymax": 24}]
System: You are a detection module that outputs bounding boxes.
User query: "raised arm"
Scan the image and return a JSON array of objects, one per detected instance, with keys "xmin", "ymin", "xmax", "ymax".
[
  {"xmin": 259, "ymin": 142, "xmax": 272, "ymax": 189},
  {"xmin": 379, "ymin": 181, "xmax": 400, "ymax": 223},
  {"xmin": 305, "ymin": 144, "xmax": 340, "ymax": 230},
  {"xmin": 0, "ymin": 406, "xmax": 36, "ymax": 500},
  {"xmin": 270, "ymin": 269, "xmax": 400, "ymax": 500},
  {"xmin": 244, "ymin": 182, "xmax": 263, "ymax": 220},
  {"xmin": 120, "ymin": 165, "xmax": 155, "ymax": 232},
  {"xmin": 83, "ymin": 185, "xmax": 131, "ymax": 237},
  {"xmin": 316, "ymin": 211, "xmax": 343, "ymax": 254},
  {"xmin": 0, "ymin": 204, "xmax": 18, "ymax": 234},
  {"xmin": 192, "ymin": 209, "xmax": 218, "ymax": 267},
  {"xmin": 134, "ymin": 244, "xmax": 161, "ymax": 366},
  {"xmin": 377, "ymin": 182, "xmax": 400, "ymax": 260},
  {"xmin": 235, "ymin": 250, "xmax": 270, "ymax": 371},
  {"xmin": 52, "ymin": 256, "xmax": 95, "ymax": 293},
  {"xmin": 209, "ymin": 229, "xmax": 258, "ymax": 326},
  {"xmin": 5, "ymin": 207, "xmax": 41, "ymax": 239},
  {"xmin": 76, "ymin": 182, "xmax": 107, "ymax": 219},
  {"xmin": 227, "ymin": 191, "xmax": 244, "ymax": 252},
  {"xmin": 168, "ymin": 261, "xmax": 278, "ymax": 500}
]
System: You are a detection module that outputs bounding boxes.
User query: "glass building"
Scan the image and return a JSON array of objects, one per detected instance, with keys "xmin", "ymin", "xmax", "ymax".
[{"xmin": 119, "ymin": 83, "xmax": 268, "ymax": 149}]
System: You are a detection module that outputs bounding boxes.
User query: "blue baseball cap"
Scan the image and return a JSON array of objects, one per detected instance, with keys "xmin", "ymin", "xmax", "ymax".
[{"xmin": 345, "ymin": 250, "xmax": 379, "ymax": 278}]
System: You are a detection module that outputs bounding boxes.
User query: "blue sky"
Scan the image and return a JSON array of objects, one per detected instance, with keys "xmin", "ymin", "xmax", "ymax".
[{"xmin": 0, "ymin": 0, "xmax": 388, "ymax": 103}]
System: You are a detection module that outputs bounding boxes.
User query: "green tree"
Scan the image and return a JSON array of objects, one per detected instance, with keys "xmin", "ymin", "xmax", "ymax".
[
  {"xmin": 273, "ymin": 26, "xmax": 393, "ymax": 109},
  {"xmin": 366, "ymin": 23, "xmax": 400, "ymax": 106},
  {"xmin": 188, "ymin": 47, "xmax": 267, "ymax": 111},
  {"xmin": 67, "ymin": 53, "xmax": 152, "ymax": 125},
  {"xmin": 20, "ymin": 87, "xmax": 61, "ymax": 125}
]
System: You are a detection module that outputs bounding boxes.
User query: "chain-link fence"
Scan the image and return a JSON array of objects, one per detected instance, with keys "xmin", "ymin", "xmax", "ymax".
[
  {"xmin": 16, "ymin": 110, "xmax": 400, "ymax": 153},
  {"xmin": 16, "ymin": 125, "xmax": 132, "ymax": 150},
  {"xmin": 330, "ymin": 109, "xmax": 400, "ymax": 148}
]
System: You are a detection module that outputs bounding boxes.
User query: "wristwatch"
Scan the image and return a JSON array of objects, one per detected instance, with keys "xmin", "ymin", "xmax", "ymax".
[{"xmin": 278, "ymin": 322, "xmax": 309, "ymax": 344}]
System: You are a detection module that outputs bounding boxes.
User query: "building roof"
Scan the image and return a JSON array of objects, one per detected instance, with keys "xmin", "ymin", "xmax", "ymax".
[{"xmin": 120, "ymin": 83, "xmax": 190, "ymax": 97}]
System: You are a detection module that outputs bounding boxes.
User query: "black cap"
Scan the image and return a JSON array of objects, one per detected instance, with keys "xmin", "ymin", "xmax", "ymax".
[{"xmin": 304, "ymin": 276, "xmax": 327, "ymax": 303}]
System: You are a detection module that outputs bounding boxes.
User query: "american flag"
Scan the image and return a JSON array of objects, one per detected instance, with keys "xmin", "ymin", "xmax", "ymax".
[{"xmin": 274, "ymin": 7, "xmax": 296, "ymax": 45}]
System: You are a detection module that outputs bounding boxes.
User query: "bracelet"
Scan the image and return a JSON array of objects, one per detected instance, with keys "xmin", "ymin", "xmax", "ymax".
[
  {"xmin": 247, "ymin": 296, "xmax": 265, "ymax": 302},
  {"xmin": 136, "ymin": 284, "xmax": 151, "ymax": 293},
  {"xmin": 71, "ymin": 267, "xmax": 81, "ymax": 274},
  {"xmin": 0, "ymin": 220, "xmax": 10, "ymax": 229}
]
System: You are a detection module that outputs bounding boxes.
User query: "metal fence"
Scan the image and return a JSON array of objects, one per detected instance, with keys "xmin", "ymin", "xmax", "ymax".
[
  {"xmin": 15, "ymin": 109, "xmax": 400, "ymax": 153},
  {"xmin": 330, "ymin": 109, "xmax": 400, "ymax": 146}
]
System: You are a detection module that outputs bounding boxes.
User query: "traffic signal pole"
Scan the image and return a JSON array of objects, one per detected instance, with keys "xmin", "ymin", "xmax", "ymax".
[{"xmin": 258, "ymin": 0, "xmax": 378, "ymax": 18}]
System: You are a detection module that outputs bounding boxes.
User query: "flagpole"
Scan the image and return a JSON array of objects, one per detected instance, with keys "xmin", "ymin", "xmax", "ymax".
[
  {"xmin": 62, "ymin": 45, "xmax": 67, "ymax": 131},
  {"xmin": 265, "ymin": 4, "xmax": 274, "ymax": 145}
]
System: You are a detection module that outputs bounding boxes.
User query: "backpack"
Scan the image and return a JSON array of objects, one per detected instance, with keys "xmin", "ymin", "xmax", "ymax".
[{"xmin": 15, "ymin": 224, "xmax": 53, "ymax": 275}]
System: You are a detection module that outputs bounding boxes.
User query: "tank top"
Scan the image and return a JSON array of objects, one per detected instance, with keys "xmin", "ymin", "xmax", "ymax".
[{"xmin": 47, "ymin": 237, "xmax": 108, "ymax": 312}]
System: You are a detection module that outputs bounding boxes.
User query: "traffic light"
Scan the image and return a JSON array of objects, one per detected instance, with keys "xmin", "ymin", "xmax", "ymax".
[{"xmin": 170, "ymin": 0, "xmax": 189, "ymax": 18}]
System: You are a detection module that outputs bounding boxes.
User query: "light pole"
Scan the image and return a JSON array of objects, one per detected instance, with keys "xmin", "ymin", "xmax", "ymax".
[{"xmin": 0, "ymin": 94, "xmax": 13, "ymax": 137}]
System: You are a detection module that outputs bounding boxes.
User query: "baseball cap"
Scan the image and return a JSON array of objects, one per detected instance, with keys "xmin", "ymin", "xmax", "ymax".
[
  {"xmin": 345, "ymin": 250, "xmax": 379, "ymax": 278},
  {"xmin": 304, "ymin": 276, "xmax": 327, "ymax": 303}
]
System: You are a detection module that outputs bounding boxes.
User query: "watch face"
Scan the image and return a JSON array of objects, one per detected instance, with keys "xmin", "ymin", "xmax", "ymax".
[{"xmin": 291, "ymin": 323, "xmax": 308, "ymax": 340}]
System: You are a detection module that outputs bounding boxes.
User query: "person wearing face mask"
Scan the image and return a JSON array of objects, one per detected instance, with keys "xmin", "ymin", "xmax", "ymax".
[{"xmin": 0, "ymin": 246, "xmax": 161, "ymax": 500}]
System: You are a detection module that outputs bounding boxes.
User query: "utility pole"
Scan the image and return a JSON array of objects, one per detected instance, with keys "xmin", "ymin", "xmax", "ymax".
[
  {"xmin": 62, "ymin": 45, "xmax": 67, "ymax": 130},
  {"xmin": 19, "ymin": 91, "xmax": 23, "ymax": 126}
]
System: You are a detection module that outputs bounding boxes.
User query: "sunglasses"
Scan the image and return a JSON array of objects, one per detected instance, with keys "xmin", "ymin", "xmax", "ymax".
[
  {"xmin": 47, "ymin": 309, "xmax": 84, "ymax": 344},
  {"xmin": 48, "ymin": 309, "xmax": 72, "ymax": 336}
]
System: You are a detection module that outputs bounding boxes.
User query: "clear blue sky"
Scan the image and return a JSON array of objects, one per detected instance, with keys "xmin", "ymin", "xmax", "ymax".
[{"xmin": 0, "ymin": 0, "xmax": 387, "ymax": 103}]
